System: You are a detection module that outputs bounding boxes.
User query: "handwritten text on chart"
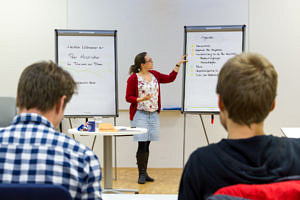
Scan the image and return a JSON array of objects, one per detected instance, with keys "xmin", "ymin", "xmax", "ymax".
[
  {"xmin": 190, "ymin": 44, "xmax": 237, "ymax": 77},
  {"xmin": 76, "ymin": 81, "xmax": 96, "ymax": 85},
  {"xmin": 66, "ymin": 45, "xmax": 105, "ymax": 67},
  {"xmin": 67, "ymin": 45, "xmax": 104, "ymax": 50}
]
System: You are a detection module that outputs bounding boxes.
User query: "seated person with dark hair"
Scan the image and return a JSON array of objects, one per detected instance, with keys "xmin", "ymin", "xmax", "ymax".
[
  {"xmin": 0, "ymin": 61, "xmax": 102, "ymax": 200},
  {"xmin": 178, "ymin": 53, "xmax": 300, "ymax": 200}
]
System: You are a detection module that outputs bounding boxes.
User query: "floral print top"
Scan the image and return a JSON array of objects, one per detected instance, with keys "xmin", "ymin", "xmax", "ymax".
[{"xmin": 137, "ymin": 73, "xmax": 159, "ymax": 112}]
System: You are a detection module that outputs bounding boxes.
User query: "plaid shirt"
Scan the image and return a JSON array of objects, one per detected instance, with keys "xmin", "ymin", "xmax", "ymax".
[{"xmin": 0, "ymin": 113, "xmax": 102, "ymax": 200}]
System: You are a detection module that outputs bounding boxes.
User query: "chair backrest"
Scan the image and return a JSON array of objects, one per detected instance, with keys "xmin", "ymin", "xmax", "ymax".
[
  {"xmin": 210, "ymin": 180, "xmax": 300, "ymax": 200},
  {"xmin": 0, "ymin": 97, "xmax": 17, "ymax": 127},
  {"xmin": 0, "ymin": 184, "xmax": 72, "ymax": 200}
]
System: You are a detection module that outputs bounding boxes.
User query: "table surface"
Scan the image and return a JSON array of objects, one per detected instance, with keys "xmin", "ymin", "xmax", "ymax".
[
  {"xmin": 281, "ymin": 128, "xmax": 300, "ymax": 138},
  {"xmin": 68, "ymin": 126, "xmax": 147, "ymax": 136},
  {"xmin": 102, "ymin": 194, "xmax": 178, "ymax": 200}
]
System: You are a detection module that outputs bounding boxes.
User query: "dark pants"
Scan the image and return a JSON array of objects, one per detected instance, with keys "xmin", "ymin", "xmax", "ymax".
[
  {"xmin": 136, "ymin": 141, "xmax": 154, "ymax": 183},
  {"xmin": 137, "ymin": 141, "xmax": 150, "ymax": 153}
]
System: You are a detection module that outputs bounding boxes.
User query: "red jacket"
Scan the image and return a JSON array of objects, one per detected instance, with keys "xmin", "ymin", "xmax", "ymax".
[{"xmin": 126, "ymin": 70, "xmax": 178, "ymax": 120}]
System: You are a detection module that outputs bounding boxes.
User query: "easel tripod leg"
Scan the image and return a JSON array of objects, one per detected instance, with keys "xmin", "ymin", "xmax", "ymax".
[{"xmin": 199, "ymin": 114, "xmax": 209, "ymax": 145}]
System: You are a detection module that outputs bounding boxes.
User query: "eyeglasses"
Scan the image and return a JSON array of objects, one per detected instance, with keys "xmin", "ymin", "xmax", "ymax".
[{"xmin": 145, "ymin": 58, "xmax": 153, "ymax": 63}]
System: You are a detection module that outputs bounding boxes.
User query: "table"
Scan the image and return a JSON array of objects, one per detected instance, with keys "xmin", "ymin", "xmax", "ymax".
[
  {"xmin": 102, "ymin": 194, "xmax": 177, "ymax": 200},
  {"xmin": 281, "ymin": 128, "xmax": 300, "ymax": 138},
  {"xmin": 68, "ymin": 126, "xmax": 147, "ymax": 193}
]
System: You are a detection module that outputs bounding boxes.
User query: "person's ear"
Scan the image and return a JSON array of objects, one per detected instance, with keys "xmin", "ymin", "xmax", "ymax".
[
  {"xmin": 270, "ymin": 99, "xmax": 276, "ymax": 112},
  {"xmin": 218, "ymin": 94, "xmax": 225, "ymax": 111},
  {"xmin": 56, "ymin": 95, "xmax": 66, "ymax": 114}
]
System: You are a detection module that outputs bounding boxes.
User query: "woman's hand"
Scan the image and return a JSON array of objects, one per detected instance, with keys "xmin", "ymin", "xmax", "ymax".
[
  {"xmin": 137, "ymin": 93, "xmax": 152, "ymax": 102},
  {"xmin": 174, "ymin": 55, "xmax": 188, "ymax": 72},
  {"xmin": 177, "ymin": 55, "xmax": 188, "ymax": 66}
]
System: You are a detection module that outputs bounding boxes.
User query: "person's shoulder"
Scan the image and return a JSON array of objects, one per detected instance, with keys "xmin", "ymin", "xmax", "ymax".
[
  {"xmin": 273, "ymin": 134, "xmax": 300, "ymax": 145},
  {"xmin": 129, "ymin": 73, "xmax": 137, "ymax": 78},
  {"xmin": 0, "ymin": 126, "xmax": 9, "ymax": 133},
  {"xmin": 62, "ymin": 132, "xmax": 99, "ymax": 162},
  {"xmin": 251, "ymin": 135, "xmax": 300, "ymax": 153},
  {"xmin": 0, "ymin": 126, "xmax": 13, "ymax": 137},
  {"xmin": 188, "ymin": 143, "xmax": 220, "ymax": 162},
  {"xmin": 54, "ymin": 132, "xmax": 101, "ymax": 175},
  {"xmin": 127, "ymin": 73, "xmax": 137, "ymax": 82},
  {"xmin": 264, "ymin": 134, "xmax": 295, "ymax": 143},
  {"xmin": 149, "ymin": 70, "xmax": 159, "ymax": 75},
  {"xmin": 54, "ymin": 129, "xmax": 96, "ymax": 154},
  {"xmin": 183, "ymin": 144, "xmax": 221, "ymax": 180},
  {"xmin": 149, "ymin": 70, "xmax": 162, "ymax": 79}
]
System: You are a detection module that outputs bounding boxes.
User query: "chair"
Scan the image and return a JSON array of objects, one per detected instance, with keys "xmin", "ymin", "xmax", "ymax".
[
  {"xmin": 0, "ymin": 97, "xmax": 17, "ymax": 127},
  {"xmin": 0, "ymin": 184, "xmax": 72, "ymax": 200},
  {"xmin": 208, "ymin": 180, "xmax": 300, "ymax": 200}
]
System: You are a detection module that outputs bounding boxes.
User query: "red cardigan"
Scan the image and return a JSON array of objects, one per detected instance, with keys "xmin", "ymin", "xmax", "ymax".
[{"xmin": 126, "ymin": 70, "xmax": 178, "ymax": 120}]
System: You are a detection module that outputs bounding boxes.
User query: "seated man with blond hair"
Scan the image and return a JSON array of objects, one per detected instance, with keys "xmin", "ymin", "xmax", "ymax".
[
  {"xmin": 0, "ymin": 61, "xmax": 102, "ymax": 200},
  {"xmin": 178, "ymin": 53, "xmax": 300, "ymax": 200}
]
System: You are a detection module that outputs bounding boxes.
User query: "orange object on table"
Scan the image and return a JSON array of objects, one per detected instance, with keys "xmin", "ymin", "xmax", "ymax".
[{"xmin": 98, "ymin": 123, "xmax": 118, "ymax": 132}]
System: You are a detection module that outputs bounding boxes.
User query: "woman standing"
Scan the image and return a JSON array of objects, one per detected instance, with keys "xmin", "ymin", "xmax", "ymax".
[{"xmin": 126, "ymin": 52, "xmax": 187, "ymax": 184}]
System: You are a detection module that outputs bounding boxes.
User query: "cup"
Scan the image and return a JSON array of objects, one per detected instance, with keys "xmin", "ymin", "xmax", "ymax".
[{"xmin": 87, "ymin": 121, "xmax": 95, "ymax": 132}]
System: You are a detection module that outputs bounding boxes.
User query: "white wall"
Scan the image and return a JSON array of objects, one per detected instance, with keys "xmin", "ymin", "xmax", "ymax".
[
  {"xmin": 248, "ymin": 0, "xmax": 300, "ymax": 134},
  {"xmin": 0, "ymin": 0, "xmax": 67, "ymax": 96},
  {"xmin": 1, "ymin": 0, "xmax": 300, "ymax": 168}
]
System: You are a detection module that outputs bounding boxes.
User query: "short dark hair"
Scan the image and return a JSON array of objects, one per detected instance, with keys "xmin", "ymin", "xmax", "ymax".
[
  {"xmin": 216, "ymin": 53, "xmax": 278, "ymax": 126},
  {"xmin": 129, "ymin": 52, "xmax": 147, "ymax": 74},
  {"xmin": 17, "ymin": 61, "xmax": 77, "ymax": 112}
]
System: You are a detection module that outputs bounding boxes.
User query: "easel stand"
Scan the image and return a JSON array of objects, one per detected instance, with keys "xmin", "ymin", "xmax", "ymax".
[
  {"xmin": 199, "ymin": 114, "xmax": 210, "ymax": 145},
  {"xmin": 182, "ymin": 113, "xmax": 211, "ymax": 167}
]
